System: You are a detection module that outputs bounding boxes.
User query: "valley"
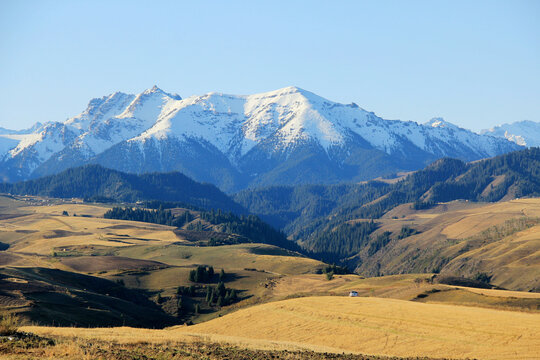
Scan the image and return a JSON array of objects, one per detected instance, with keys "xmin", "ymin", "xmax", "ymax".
[{"xmin": 1, "ymin": 189, "xmax": 539, "ymax": 359}]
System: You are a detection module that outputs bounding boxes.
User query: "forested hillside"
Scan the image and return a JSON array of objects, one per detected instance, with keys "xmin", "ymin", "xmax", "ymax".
[
  {"xmin": 236, "ymin": 148, "xmax": 540, "ymax": 262},
  {"xmin": 0, "ymin": 165, "xmax": 245, "ymax": 213},
  {"xmin": 104, "ymin": 205, "xmax": 301, "ymax": 253}
]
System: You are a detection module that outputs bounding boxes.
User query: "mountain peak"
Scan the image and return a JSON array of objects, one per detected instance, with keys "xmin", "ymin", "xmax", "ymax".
[
  {"xmin": 141, "ymin": 85, "xmax": 181, "ymax": 100},
  {"xmin": 480, "ymin": 120, "xmax": 540, "ymax": 147},
  {"xmin": 257, "ymin": 86, "xmax": 325, "ymax": 105},
  {"xmin": 424, "ymin": 117, "xmax": 458, "ymax": 129},
  {"xmin": 281, "ymin": 85, "xmax": 305, "ymax": 93},
  {"xmin": 275, "ymin": 85, "xmax": 313, "ymax": 96},
  {"xmin": 143, "ymin": 85, "xmax": 163, "ymax": 95}
]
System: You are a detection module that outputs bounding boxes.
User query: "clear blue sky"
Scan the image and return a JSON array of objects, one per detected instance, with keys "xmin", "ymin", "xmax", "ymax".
[{"xmin": 1, "ymin": 0, "xmax": 538, "ymax": 131}]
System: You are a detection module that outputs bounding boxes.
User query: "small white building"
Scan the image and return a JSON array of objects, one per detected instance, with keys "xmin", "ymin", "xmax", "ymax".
[{"xmin": 349, "ymin": 291, "xmax": 358, "ymax": 297}]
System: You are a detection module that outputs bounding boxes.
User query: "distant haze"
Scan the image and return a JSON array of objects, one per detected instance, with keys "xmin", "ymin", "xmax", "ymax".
[{"xmin": 0, "ymin": 0, "xmax": 538, "ymax": 131}]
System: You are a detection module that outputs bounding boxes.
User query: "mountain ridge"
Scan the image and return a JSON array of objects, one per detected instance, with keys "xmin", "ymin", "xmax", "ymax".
[
  {"xmin": 0, "ymin": 86, "xmax": 522, "ymax": 191},
  {"xmin": 235, "ymin": 147, "xmax": 540, "ymax": 259}
]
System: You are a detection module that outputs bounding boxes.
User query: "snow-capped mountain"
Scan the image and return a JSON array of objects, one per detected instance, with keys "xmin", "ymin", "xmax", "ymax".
[
  {"xmin": 0, "ymin": 86, "xmax": 522, "ymax": 191},
  {"xmin": 480, "ymin": 120, "xmax": 540, "ymax": 147},
  {"xmin": 0, "ymin": 123, "xmax": 45, "ymax": 160}
]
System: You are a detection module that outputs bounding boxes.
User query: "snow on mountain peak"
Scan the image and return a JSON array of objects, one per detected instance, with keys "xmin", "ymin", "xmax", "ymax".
[
  {"xmin": 424, "ymin": 117, "xmax": 457, "ymax": 129},
  {"xmin": 146, "ymin": 85, "xmax": 161, "ymax": 93},
  {"xmin": 132, "ymin": 86, "xmax": 346, "ymax": 158},
  {"xmin": 480, "ymin": 120, "xmax": 540, "ymax": 147},
  {"xmin": 1, "ymin": 86, "xmax": 524, "ymax": 184},
  {"xmin": 142, "ymin": 85, "xmax": 182, "ymax": 100}
]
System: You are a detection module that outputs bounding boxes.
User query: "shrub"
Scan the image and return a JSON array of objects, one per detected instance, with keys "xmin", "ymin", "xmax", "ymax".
[
  {"xmin": 0, "ymin": 312, "xmax": 22, "ymax": 336},
  {"xmin": 326, "ymin": 272, "xmax": 334, "ymax": 281},
  {"xmin": 322, "ymin": 264, "xmax": 349, "ymax": 275},
  {"xmin": 474, "ymin": 272, "xmax": 492, "ymax": 284}
]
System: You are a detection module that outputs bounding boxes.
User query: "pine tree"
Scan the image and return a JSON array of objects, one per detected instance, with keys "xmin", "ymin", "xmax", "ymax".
[
  {"xmin": 217, "ymin": 282, "xmax": 226, "ymax": 297},
  {"xmin": 177, "ymin": 296, "xmax": 183, "ymax": 311},
  {"xmin": 219, "ymin": 269, "xmax": 225, "ymax": 282}
]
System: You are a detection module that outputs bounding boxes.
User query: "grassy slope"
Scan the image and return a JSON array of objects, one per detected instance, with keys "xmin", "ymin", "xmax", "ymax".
[
  {"xmin": 265, "ymin": 273, "xmax": 540, "ymax": 313},
  {"xmin": 0, "ymin": 196, "xmax": 325, "ymax": 325},
  {"xmin": 2, "ymin": 334, "xmax": 400, "ymax": 360},
  {"xmin": 179, "ymin": 296, "xmax": 540, "ymax": 360},
  {"xmin": 355, "ymin": 198, "xmax": 540, "ymax": 291},
  {"xmin": 2, "ymin": 196, "xmax": 539, "ymax": 316},
  {"xmin": 0, "ymin": 267, "xmax": 177, "ymax": 327},
  {"xmin": 22, "ymin": 295, "xmax": 540, "ymax": 360}
]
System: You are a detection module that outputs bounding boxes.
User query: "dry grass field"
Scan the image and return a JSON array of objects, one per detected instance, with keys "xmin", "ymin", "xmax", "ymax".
[
  {"xmin": 180, "ymin": 296, "xmax": 540, "ymax": 360},
  {"xmin": 19, "ymin": 295, "xmax": 540, "ymax": 360},
  {"xmin": 360, "ymin": 198, "xmax": 540, "ymax": 291},
  {"xmin": 2, "ymin": 195, "xmax": 540, "ymax": 359},
  {"xmin": 0, "ymin": 195, "xmax": 327, "ymax": 325},
  {"xmin": 265, "ymin": 273, "xmax": 540, "ymax": 312},
  {"xmin": 1, "ymin": 331, "xmax": 409, "ymax": 360}
]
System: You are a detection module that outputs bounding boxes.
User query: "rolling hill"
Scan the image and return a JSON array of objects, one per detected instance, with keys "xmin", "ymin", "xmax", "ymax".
[
  {"xmin": 0, "ymin": 195, "xmax": 323, "ymax": 326},
  {"xmin": 0, "ymin": 267, "xmax": 176, "ymax": 327},
  {"xmin": 19, "ymin": 295, "xmax": 540, "ymax": 360},
  {"xmin": 180, "ymin": 296, "xmax": 540, "ymax": 359}
]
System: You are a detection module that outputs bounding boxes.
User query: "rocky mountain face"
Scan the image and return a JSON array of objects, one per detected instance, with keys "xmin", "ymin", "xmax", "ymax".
[{"xmin": 0, "ymin": 86, "xmax": 522, "ymax": 191}]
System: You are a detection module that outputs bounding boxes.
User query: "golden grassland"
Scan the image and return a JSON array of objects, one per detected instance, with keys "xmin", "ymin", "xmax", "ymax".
[
  {"xmin": 264, "ymin": 273, "xmax": 540, "ymax": 313},
  {"xmin": 363, "ymin": 198, "xmax": 540, "ymax": 291},
  {"xmin": 0, "ymin": 195, "xmax": 327, "ymax": 325},
  {"xmin": 382, "ymin": 198, "xmax": 540, "ymax": 239},
  {"xmin": 181, "ymin": 296, "xmax": 540, "ymax": 360},
  {"xmin": 1, "ymin": 196, "xmax": 539, "ymax": 315},
  {"xmin": 449, "ymin": 285, "xmax": 540, "ymax": 298},
  {"xmin": 19, "ymin": 326, "xmax": 348, "ymax": 355},
  {"xmin": 21, "ymin": 295, "xmax": 540, "ymax": 360},
  {"xmin": 2, "ymin": 195, "xmax": 540, "ymax": 359},
  {"xmin": 2, "ymin": 333, "xmax": 399, "ymax": 360},
  {"xmin": 116, "ymin": 242, "xmax": 322, "ymax": 275},
  {"xmin": 0, "ymin": 213, "xmax": 181, "ymax": 256},
  {"xmin": 0, "ymin": 197, "xmax": 322, "ymax": 275}
]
